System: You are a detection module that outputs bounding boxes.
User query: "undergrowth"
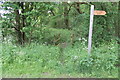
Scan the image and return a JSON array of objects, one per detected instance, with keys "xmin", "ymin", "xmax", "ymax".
[{"xmin": 1, "ymin": 41, "xmax": 118, "ymax": 78}]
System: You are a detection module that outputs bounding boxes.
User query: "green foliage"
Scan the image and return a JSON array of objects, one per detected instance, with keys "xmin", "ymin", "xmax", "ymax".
[
  {"xmin": 41, "ymin": 28, "xmax": 75, "ymax": 43},
  {"xmin": 2, "ymin": 41, "xmax": 118, "ymax": 78},
  {"xmin": 1, "ymin": 2, "xmax": 119, "ymax": 78},
  {"xmin": 24, "ymin": 27, "xmax": 75, "ymax": 44},
  {"xmin": 1, "ymin": 2, "xmax": 118, "ymax": 45},
  {"xmin": 92, "ymin": 2, "xmax": 118, "ymax": 45}
]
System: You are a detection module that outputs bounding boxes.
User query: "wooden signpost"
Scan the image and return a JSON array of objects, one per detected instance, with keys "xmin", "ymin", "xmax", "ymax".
[
  {"xmin": 94, "ymin": 10, "xmax": 106, "ymax": 15},
  {"xmin": 88, "ymin": 5, "xmax": 106, "ymax": 55}
]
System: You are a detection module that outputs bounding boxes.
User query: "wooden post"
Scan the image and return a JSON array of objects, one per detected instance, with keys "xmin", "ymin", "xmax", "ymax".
[{"xmin": 88, "ymin": 5, "xmax": 94, "ymax": 55}]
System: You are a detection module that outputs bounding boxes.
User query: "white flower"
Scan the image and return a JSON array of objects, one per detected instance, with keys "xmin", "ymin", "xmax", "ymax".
[
  {"xmin": 82, "ymin": 38, "xmax": 86, "ymax": 41},
  {"xmin": 84, "ymin": 39, "xmax": 87, "ymax": 42},
  {"xmin": 19, "ymin": 9, "xmax": 21, "ymax": 14},
  {"xmin": 74, "ymin": 56, "xmax": 78, "ymax": 59},
  {"xmin": 78, "ymin": 38, "xmax": 82, "ymax": 41},
  {"xmin": 48, "ymin": 11, "xmax": 51, "ymax": 13}
]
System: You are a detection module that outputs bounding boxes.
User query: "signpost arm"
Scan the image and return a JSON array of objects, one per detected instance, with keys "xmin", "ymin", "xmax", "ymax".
[{"xmin": 88, "ymin": 5, "xmax": 94, "ymax": 55}]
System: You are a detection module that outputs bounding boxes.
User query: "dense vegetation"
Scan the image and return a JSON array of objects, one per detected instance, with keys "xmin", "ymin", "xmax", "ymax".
[
  {"xmin": 2, "ymin": 41, "xmax": 118, "ymax": 78},
  {"xmin": 0, "ymin": 2, "xmax": 120, "ymax": 78}
]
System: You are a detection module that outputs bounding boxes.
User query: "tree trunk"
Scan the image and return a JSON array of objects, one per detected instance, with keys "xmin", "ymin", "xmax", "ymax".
[
  {"xmin": 63, "ymin": 2, "xmax": 69, "ymax": 29},
  {"xmin": 21, "ymin": 2, "xmax": 26, "ymax": 44},
  {"xmin": 15, "ymin": 3, "xmax": 23, "ymax": 45},
  {"xmin": 118, "ymin": 2, "xmax": 120, "ymax": 43},
  {"xmin": 14, "ymin": 2, "xmax": 26, "ymax": 45}
]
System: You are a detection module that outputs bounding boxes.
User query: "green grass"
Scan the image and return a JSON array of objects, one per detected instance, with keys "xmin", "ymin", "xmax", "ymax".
[{"xmin": 2, "ymin": 41, "xmax": 118, "ymax": 78}]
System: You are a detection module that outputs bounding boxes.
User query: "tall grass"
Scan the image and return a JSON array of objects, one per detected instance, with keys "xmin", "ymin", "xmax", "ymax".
[{"xmin": 2, "ymin": 41, "xmax": 118, "ymax": 78}]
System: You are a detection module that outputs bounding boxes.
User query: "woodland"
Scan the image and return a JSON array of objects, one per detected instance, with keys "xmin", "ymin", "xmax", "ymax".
[{"xmin": 0, "ymin": 2, "xmax": 120, "ymax": 78}]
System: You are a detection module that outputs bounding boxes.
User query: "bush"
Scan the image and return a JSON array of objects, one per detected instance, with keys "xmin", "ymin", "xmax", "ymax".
[{"xmin": 31, "ymin": 27, "xmax": 76, "ymax": 45}]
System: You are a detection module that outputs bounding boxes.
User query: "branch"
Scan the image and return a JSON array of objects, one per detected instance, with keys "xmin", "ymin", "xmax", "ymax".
[
  {"xmin": 74, "ymin": 2, "xmax": 83, "ymax": 14},
  {"xmin": 13, "ymin": 26, "xmax": 19, "ymax": 32},
  {"xmin": 76, "ymin": 2, "xmax": 88, "ymax": 4},
  {"xmin": 67, "ymin": 3, "xmax": 75, "ymax": 14},
  {"xmin": 50, "ymin": 9, "xmax": 55, "ymax": 16}
]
